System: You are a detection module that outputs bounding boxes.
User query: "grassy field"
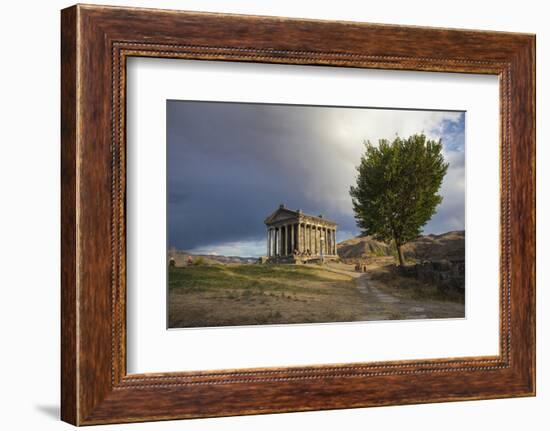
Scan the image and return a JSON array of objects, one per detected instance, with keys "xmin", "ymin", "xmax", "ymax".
[{"xmin": 168, "ymin": 264, "xmax": 364, "ymax": 328}]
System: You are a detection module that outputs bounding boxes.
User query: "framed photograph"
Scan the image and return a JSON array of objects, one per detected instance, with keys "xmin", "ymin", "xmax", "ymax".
[{"xmin": 61, "ymin": 4, "xmax": 535, "ymax": 425}]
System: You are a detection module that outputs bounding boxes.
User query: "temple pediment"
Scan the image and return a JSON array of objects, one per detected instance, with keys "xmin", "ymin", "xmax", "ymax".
[
  {"xmin": 264, "ymin": 204, "xmax": 337, "ymax": 227},
  {"xmin": 264, "ymin": 206, "xmax": 299, "ymax": 225}
]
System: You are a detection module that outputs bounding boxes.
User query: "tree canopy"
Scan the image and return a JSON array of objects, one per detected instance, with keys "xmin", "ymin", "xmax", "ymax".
[{"xmin": 349, "ymin": 133, "xmax": 448, "ymax": 266}]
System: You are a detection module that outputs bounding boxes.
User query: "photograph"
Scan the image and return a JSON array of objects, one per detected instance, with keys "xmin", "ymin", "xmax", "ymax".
[{"xmin": 167, "ymin": 101, "xmax": 466, "ymax": 328}]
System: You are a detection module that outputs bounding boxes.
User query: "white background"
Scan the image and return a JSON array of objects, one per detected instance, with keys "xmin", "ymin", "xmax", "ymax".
[
  {"xmin": 127, "ymin": 59, "xmax": 499, "ymax": 373},
  {"xmin": 0, "ymin": 0, "xmax": 547, "ymax": 430}
]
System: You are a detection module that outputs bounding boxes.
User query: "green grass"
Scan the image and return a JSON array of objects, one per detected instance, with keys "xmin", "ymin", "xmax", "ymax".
[{"xmin": 168, "ymin": 264, "xmax": 352, "ymax": 295}]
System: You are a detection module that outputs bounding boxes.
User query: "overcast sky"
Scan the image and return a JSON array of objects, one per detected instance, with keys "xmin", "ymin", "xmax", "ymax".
[{"xmin": 167, "ymin": 101, "xmax": 465, "ymax": 257}]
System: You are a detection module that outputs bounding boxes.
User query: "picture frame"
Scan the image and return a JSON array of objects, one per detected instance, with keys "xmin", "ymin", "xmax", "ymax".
[{"xmin": 60, "ymin": 4, "xmax": 535, "ymax": 425}]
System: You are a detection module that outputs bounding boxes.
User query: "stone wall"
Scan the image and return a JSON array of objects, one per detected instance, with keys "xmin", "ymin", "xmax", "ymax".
[{"xmin": 399, "ymin": 259, "xmax": 465, "ymax": 291}]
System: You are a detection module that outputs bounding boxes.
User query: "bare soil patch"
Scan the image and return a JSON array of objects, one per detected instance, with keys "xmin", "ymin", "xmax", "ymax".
[{"xmin": 168, "ymin": 264, "xmax": 365, "ymax": 328}]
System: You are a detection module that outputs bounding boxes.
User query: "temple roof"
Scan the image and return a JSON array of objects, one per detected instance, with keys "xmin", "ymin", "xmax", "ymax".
[{"xmin": 264, "ymin": 204, "xmax": 337, "ymax": 227}]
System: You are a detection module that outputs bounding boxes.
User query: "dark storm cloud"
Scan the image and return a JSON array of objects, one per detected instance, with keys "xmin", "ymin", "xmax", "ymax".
[
  {"xmin": 167, "ymin": 101, "xmax": 465, "ymax": 256},
  {"xmin": 168, "ymin": 101, "xmax": 355, "ymax": 251}
]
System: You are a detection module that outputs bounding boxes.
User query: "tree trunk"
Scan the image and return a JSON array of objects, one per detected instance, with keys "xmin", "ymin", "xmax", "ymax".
[{"xmin": 396, "ymin": 243, "xmax": 405, "ymax": 267}]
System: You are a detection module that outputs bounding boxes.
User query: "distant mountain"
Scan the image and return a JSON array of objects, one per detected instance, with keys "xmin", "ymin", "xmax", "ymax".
[
  {"xmin": 168, "ymin": 250, "xmax": 257, "ymax": 266},
  {"xmin": 337, "ymin": 230, "xmax": 465, "ymax": 262}
]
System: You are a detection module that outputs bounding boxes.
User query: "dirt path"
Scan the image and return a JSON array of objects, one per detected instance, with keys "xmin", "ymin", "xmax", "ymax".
[{"xmin": 323, "ymin": 264, "xmax": 463, "ymax": 321}]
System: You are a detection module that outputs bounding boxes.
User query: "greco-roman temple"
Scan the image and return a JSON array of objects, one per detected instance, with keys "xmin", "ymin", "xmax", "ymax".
[{"xmin": 264, "ymin": 204, "xmax": 338, "ymax": 263}]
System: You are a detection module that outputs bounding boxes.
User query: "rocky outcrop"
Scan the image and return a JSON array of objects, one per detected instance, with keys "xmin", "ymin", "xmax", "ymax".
[{"xmin": 399, "ymin": 259, "xmax": 465, "ymax": 291}]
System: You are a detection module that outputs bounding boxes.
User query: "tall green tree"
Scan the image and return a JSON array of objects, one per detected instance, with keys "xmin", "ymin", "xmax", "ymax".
[{"xmin": 349, "ymin": 133, "xmax": 448, "ymax": 266}]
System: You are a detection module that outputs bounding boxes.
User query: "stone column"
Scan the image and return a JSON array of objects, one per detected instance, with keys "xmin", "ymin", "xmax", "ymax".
[
  {"xmin": 312, "ymin": 225, "xmax": 315, "ymax": 253},
  {"xmin": 286, "ymin": 224, "xmax": 290, "ymax": 256},
  {"xmin": 277, "ymin": 226, "xmax": 282, "ymax": 256},
  {"xmin": 333, "ymin": 229, "xmax": 336, "ymax": 255},
  {"xmin": 296, "ymin": 222, "xmax": 302, "ymax": 251},
  {"xmin": 324, "ymin": 227, "xmax": 328, "ymax": 255},
  {"xmin": 303, "ymin": 224, "xmax": 306, "ymax": 253},
  {"xmin": 280, "ymin": 228, "xmax": 284, "ymax": 256},
  {"xmin": 287, "ymin": 224, "xmax": 291, "ymax": 255},
  {"xmin": 315, "ymin": 226, "xmax": 318, "ymax": 255},
  {"xmin": 267, "ymin": 228, "xmax": 271, "ymax": 257},
  {"xmin": 302, "ymin": 223, "xmax": 306, "ymax": 253},
  {"xmin": 281, "ymin": 226, "xmax": 284, "ymax": 256},
  {"xmin": 323, "ymin": 227, "xmax": 327, "ymax": 255},
  {"xmin": 302, "ymin": 224, "xmax": 305, "ymax": 253},
  {"xmin": 320, "ymin": 227, "xmax": 323, "ymax": 255},
  {"xmin": 309, "ymin": 225, "xmax": 313, "ymax": 254},
  {"xmin": 310, "ymin": 225, "xmax": 314, "ymax": 254},
  {"xmin": 317, "ymin": 226, "xmax": 323, "ymax": 256},
  {"xmin": 304, "ymin": 223, "xmax": 309, "ymax": 255},
  {"xmin": 290, "ymin": 224, "xmax": 295, "ymax": 254},
  {"xmin": 313, "ymin": 225, "xmax": 316, "ymax": 254},
  {"xmin": 313, "ymin": 226, "xmax": 317, "ymax": 255},
  {"xmin": 280, "ymin": 227, "xmax": 283, "ymax": 256},
  {"xmin": 287, "ymin": 225, "xmax": 291, "ymax": 256},
  {"xmin": 298, "ymin": 224, "xmax": 301, "ymax": 253}
]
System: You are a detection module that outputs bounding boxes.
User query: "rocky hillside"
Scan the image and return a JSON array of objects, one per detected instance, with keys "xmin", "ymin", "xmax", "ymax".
[
  {"xmin": 403, "ymin": 230, "xmax": 465, "ymax": 261},
  {"xmin": 337, "ymin": 230, "xmax": 465, "ymax": 262},
  {"xmin": 336, "ymin": 236, "xmax": 391, "ymax": 259}
]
